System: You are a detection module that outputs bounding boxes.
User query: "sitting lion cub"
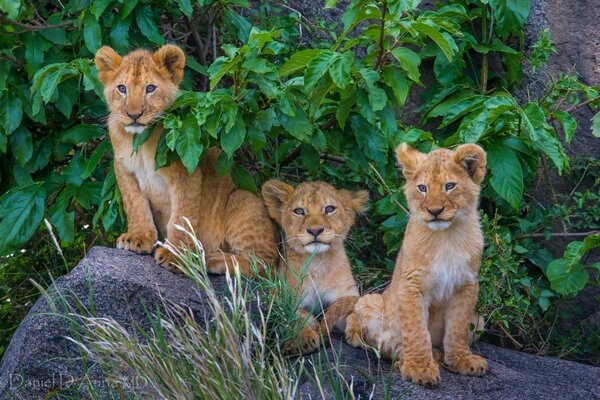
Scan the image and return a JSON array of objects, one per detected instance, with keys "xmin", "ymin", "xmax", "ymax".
[
  {"xmin": 261, "ymin": 180, "xmax": 368, "ymax": 354},
  {"xmin": 345, "ymin": 143, "xmax": 488, "ymax": 387},
  {"xmin": 95, "ymin": 45, "xmax": 277, "ymax": 275}
]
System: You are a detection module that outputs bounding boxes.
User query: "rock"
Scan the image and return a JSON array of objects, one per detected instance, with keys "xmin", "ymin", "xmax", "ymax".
[{"xmin": 1, "ymin": 247, "xmax": 599, "ymax": 399}]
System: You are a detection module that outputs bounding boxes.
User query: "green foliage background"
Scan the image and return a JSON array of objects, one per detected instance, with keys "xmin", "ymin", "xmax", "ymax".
[{"xmin": 0, "ymin": 0, "xmax": 599, "ymax": 362}]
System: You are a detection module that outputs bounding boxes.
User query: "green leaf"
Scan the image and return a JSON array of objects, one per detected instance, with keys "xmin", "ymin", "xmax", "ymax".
[
  {"xmin": 304, "ymin": 51, "xmax": 333, "ymax": 91},
  {"xmin": 81, "ymin": 140, "xmax": 111, "ymax": 179},
  {"xmin": 553, "ymin": 110, "xmax": 577, "ymax": 144},
  {"xmin": 175, "ymin": 0, "xmax": 193, "ymax": 17},
  {"xmin": 547, "ymin": 259, "xmax": 589, "ymax": 295},
  {"xmin": 413, "ymin": 22, "xmax": 457, "ymax": 61},
  {"xmin": 591, "ymin": 111, "xmax": 600, "ymax": 138},
  {"xmin": 59, "ymin": 124, "xmax": 104, "ymax": 144},
  {"xmin": 390, "ymin": 47, "xmax": 421, "ymax": 83},
  {"xmin": 350, "ymin": 114, "xmax": 388, "ymax": 162},
  {"xmin": 9, "ymin": 126, "xmax": 33, "ymax": 166},
  {"xmin": 208, "ymin": 57, "xmax": 237, "ymax": 91},
  {"xmin": 110, "ymin": 17, "xmax": 131, "ymax": 53},
  {"xmin": 0, "ymin": 0, "xmax": 21, "ymax": 19},
  {"xmin": 382, "ymin": 66, "xmax": 409, "ymax": 107},
  {"xmin": 278, "ymin": 49, "xmax": 321, "ymax": 77},
  {"xmin": 220, "ymin": 117, "xmax": 246, "ymax": 158},
  {"xmin": 0, "ymin": 183, "xmax": 46, "ymax": 255},
  {"xmin": 336, "ymin": 88, "xmax": 356, "ymax": 128},
  {"xmin": 279, "ymin": 107, "xmax": 313, "ymax": 141},
  {"xmin": 232, "ymin": 164, "xmax": 257, "ymax": 194},
  {"xmin": 176, "ymin": 114, "xmax": 204, "ymax": 174},
  {"xmin": 487, "ymin": 142, "xmax": 523, "ymax": 209},
  {"xmin": 521, "ymin": 103, "xmax": 568, "ymax": 173},
  {"xmin": 0, "ymin": 91, "xmax": 23, "ymax": 135},
  {"xmin": 135, "ymin": 5, "xmax": 165, "ymax": 45},
  {"xmin": 489, "ymin": 0, "xmax": 530, "ymax": 37},
  {"xmin": 360, "ymin": 68, "xmax": 387, "ymax": 112},
  {"xmin": 438, "ymin": 95, "xmax": 486, "ymax": 128},
  {"xmin": 91, "ymin": 0, "xmax": 112, "ymax": 19},
  {"xmin": 48, "ymin": 188, "xmax": 75, "ymax": 244},
  {"xmin": 83, "ymin": 13, "xmax": 103, "ymax": 53},
  {"xmin": 223, "ymin": 8, "xmax": 252, "ymax": 43},
  {"xmin": 329, "ymin": 53, "xmax": 352, "ymax": 89}
]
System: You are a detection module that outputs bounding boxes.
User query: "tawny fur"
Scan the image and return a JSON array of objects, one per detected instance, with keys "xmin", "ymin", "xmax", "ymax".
[
  {"xmin": 261, "ymin": 180, "xmax": 368, "ymax": 355},
  {"xmin": 345, "ymin": 143, "xmax": 488, "ymax": 387},
  {"xmin": 95, "ymin": 45, "xmax": 277, "ymax": 275}
]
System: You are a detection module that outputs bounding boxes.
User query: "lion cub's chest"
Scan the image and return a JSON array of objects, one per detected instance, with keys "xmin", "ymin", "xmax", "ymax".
[
  {"xmin": 124, "ymin": 147, "xmax": 168, "ymax": 195},
  {"xmin": 424, "ymin": 235, "xmax": 476, "ymax": 305}
]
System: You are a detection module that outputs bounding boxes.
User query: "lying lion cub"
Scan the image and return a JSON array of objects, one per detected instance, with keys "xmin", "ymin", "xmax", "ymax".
[
  {"xmin": 262, "ymin": 180, "xmax": 368, "ymax": 354},
  {"xmin": 95, "ymin": 45, "xmax": 277, "ymax": 274},
  {"xmin": 346, "ymin": 143, "xmax": 488, "ymax": 387}
]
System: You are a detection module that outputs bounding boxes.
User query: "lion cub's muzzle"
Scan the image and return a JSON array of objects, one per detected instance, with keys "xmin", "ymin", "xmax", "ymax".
[{"xmin": 302, "ymin": 226, "xmax": 332, "ymax": 253}]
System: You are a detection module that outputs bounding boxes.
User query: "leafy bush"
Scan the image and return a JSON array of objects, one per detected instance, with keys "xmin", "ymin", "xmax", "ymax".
[{"xmin": 0, "ymin": 0, "xmax": 599, "ymax": 362}]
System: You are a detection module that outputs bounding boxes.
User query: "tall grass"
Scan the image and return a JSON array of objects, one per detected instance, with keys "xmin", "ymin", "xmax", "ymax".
[{"xmin": 67, "ymin": 221, "xmax": 369, "ymax": 399}]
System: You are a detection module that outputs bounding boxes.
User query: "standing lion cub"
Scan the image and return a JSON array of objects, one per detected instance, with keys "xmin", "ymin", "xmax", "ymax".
[
  {"xmin": 262, "ymin": 180, "xmax": 368, "ymax": 354},
  {"xmin": 345, "ymin": 143, "xmax": 488, "ymax": 387},
  {"xmin": 95, "ymin": 45, "xmax": 277, "ymax": 274}
]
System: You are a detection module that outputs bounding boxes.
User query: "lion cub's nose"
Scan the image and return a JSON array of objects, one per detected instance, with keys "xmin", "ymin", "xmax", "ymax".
[
  {"xmin": 127, "ymin": 111, "xmax": 143, "ymax": 120},
  {"xmin": 427, "ymin": 207, "xmax": 444, "ymax": 217},
  {"xmin": 306, "ymin": 227, "xmax": 324, "ymax": 237}
]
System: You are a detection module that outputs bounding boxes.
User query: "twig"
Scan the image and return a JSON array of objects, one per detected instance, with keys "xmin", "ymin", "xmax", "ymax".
[
  {"xmin": 373, "ymin": 2, "xmax": 388, "ymax": 70},
  {"xmin": 498, "ymin": 324, "xmax": 523, "ymax": 349},
  {"xmin": 517, "ymin": 230, "xmax": 598, "ymax": 239},
  {"xmin": 564, "ymin": 95, "xmax": 600, "ymax": 114},
  {"xmin": 0, "ymin": 14, "xmax": 75, "ymax": 31}
]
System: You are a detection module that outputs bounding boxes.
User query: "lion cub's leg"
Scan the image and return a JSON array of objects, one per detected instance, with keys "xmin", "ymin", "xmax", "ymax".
[
  {"xmin": 443, "ymin": 282, "xmax": 488, "ymax": 377},
  {"xmin": 114, "ymin": 160, "xmax": 158, "ymax": 254},
  {"xmin": 283, "ymin": 309, "xmax": 321, "ymax": 355},
  {"xmin": 154, "ymin": 165, "xmax": 204, "ymax": 270},
  {"xmin": 396, "ymin": 285, "xmax": 440, "ymax": 387},
  {"xmin": 206, "ymin": 189, "xmax": 277, "ymax": 276},
  {"xmin": 346, "ymin": 294, "xmax": 403, "ymax": 362}
]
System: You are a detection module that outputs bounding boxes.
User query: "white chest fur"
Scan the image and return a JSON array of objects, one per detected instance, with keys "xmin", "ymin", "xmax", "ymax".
[
  {"xmin": 425, "ymin": 235, "xmax": 476, "ymax": 304},
  {"xmin": 124, "ymin": 150, "xmax": 167, "ymax": 194}
]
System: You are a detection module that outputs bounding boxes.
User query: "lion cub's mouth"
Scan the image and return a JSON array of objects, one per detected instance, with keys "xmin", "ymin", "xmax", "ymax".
[
  {"xmin": 124, "ymin": 122, "xmax": 147, "ymax": 134},
  {"xmin": 304, "ymin": 241, "xmax": 330, "ymax": 254},
  {"xmin": 426, "ymin": 219, "xmax": 452, "ymax": 231}
]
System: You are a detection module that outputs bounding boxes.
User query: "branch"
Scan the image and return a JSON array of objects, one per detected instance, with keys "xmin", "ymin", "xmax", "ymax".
[
  {"xmin": 0, "ymin": 14, "xmax": 75, "ymax": 31},
  {"xmin": 374, "ymin": 2, "xmax": 388, "ymax": 70},
  {"xmin": 517, "ymin": 230, "xmax": 599, "ymax": 239},
  {"xmin": 564, "ymin": 95, "xmax": 600, "ymax": 114}
]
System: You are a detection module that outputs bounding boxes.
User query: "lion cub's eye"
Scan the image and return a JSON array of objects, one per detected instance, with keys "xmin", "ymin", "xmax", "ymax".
[
  {"xmin": 417, "ymin": 184, "xmax": 428, "ymax": 193},
  {"xmin": 445, "ymin": 182, "xmax": 456, "ymax": 191},
  {"xmin": 324, "ymin": 205, "xmax": 336, "ymax": 214},
  {"xmin": 117, "ymin": 84, "xmax": 127, "ymax": 94},
  {"xmin": 146, "ymin": 84, "xmax": 156, "ymax": 94},
  {"xmin": 293, "ymin": 208, "xmax": 305, "ymax": 216}
]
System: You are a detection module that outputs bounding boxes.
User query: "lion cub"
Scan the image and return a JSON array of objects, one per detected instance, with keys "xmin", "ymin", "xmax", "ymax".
[
  {"xmin": 345, "ymin": 143, "xmax": 488, "ymax": 387},
  {"xmin": 95, "ymin": 45, "xmax": 277, "ymax": 275},
  {"xmin": 261, "ymin": 180, "xmax": 368, "ymax": 354}
]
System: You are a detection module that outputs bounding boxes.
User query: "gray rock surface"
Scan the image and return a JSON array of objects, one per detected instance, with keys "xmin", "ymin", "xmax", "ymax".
[{"xmin": 1, "ymin": 246, "xmax": 599, "ymax": 399}]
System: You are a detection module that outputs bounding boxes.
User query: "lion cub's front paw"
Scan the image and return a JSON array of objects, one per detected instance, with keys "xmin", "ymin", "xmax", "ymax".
[
  {"xmin": 117, "ymin": 230, "xmax": 157, "ymax": 254},
  {"xmin": 154, "ymin": 247, "xmax": 180, "ymax": 273},
  {"xmin": 284, "ymin": 327, "xmax": 320, "ymax": 355},
  {"xmin": 399, "ymin": 359, "xmax": 440, "ymax": 388},
  {"xmin": 446, "ymin": 354, "xmax": 488, "ymax": 376}
]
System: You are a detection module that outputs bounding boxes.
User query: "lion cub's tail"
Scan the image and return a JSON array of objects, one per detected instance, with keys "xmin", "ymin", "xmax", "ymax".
[{"xmin": 319, "ymin": 296, "xmax": 359, "ymax": 335}]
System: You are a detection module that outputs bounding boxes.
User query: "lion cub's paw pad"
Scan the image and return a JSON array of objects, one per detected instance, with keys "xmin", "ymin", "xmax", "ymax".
[
  {"xmin": 446, "ymin": 354, "xmax": 488, "ymax": 376},
  {"xmin": 399, "ymin": 361, "xmax": 441, "ymax": 388},
  {"xmin": 116, "ymin": 231, "xmax": 156, "ymax": 254}
]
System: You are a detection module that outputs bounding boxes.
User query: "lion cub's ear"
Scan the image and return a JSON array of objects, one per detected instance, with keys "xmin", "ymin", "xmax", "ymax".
[
  {"xmin": 453, "ymin": 144, "xmax": 487, "ymax": 184},
  {"xmin": 153, "ymin": 45, "xmax": 186, "ymax": 85},
  {"xmin": 95, "ymin": 46, "xmax": 122, "ymax": 85},
  {"xmin": 261, "ymin": 179, "xmax": 294, "ymax": 224},
  {"xmin": 341, "ymin": 190, "xmax": 369, "ymax": 213},
  {"xmin": 395, "ymin": 142, "xmax": 425, "ymax": 180}
]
